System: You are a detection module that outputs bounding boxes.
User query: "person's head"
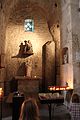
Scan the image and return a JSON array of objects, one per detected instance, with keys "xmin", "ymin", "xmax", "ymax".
[
  {"xmin": 72, "ymin": 93, "xmax": 80, "ymax": 103},
  {"xmin": 19, "ymin": 98, "xmax": 39, "ymax": 120}
]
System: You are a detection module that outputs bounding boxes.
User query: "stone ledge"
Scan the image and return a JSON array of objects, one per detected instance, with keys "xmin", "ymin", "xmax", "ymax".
[{"xmin": 15, "ymin": 76, "xmax": 42, "ymax": 80}]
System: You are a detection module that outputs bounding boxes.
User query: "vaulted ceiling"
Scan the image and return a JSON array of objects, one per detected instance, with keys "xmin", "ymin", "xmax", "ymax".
[{"xmin": 0, "ymin": 0, "xmax": 61, "ymax": 28}]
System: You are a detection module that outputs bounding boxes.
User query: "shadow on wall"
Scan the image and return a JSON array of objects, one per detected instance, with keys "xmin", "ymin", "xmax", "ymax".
[
  {"xmin": 16, "ymin": 62, "xmax": 26, "ymax": 76},
  {"xmin": 42, "ymin": 41, "xmax": 55, "ymax": 92},
  {"xmin": 4, "ymin": 77, "xmax": 18, "ymax": 96}
]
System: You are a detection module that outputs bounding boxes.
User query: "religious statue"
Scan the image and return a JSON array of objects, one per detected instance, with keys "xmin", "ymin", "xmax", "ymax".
[
  {"xmin": 18, "ymin": 40, "xmax": 33, "ymax": 56},
  {"xmin": 24, "ymin": 40, "xmax": 28, "ymax": 54},
  {"xmin": 62, "ymin": 47, "xmax": 68, "ymax": 64},
  {"xmin": 19, "ymin": 42, "xmax": 24, "ymax": 56},
  {"xmin": 27, "ymin": 40, "xmax": 33, "ymax": 53}
]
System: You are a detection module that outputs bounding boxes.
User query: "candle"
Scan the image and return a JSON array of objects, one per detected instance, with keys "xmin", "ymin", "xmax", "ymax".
[
  {"xmin": 0, "ymin": 88, "xmax": 3, "ymax": 98},
  {"xmin": 34, "ymin": 76, "xmax": 37, "ymax": 78},
  {"xmin": 49, "ymin": 87, "xmax": 53, "ymax": 91}
]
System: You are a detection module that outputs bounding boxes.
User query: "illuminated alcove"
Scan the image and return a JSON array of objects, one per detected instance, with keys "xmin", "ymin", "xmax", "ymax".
[
  {"xmin": 0, "ymin": 0, "xmax": 74, "ymax": 94},
  {"xmin": 5, "ymin": 0, "xmax": 57, "ymax": 93}
]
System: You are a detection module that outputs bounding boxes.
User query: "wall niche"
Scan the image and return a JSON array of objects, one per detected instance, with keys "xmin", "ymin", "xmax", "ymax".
[{"xmin": 62, "ymin": 47, "xmax": 68, "ymax": 64}]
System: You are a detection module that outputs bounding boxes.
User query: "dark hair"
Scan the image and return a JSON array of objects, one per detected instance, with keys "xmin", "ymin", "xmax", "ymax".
[
  {"xmin": 72, "ymin": 93, "xmax": 79, "ymax": 103},
  {"xmin": 19, "ymin": 98, "xmax": 40, "ymax": 120}
]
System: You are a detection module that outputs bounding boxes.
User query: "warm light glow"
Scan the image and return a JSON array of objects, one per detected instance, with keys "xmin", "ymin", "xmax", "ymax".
[
  {"xmin": 56, "ymin": 88, "xmax": 59, "ymax": 90},
  {"xmin": 24, "ymin": 19, "xmax": 34, "ymax": 32},
  {"xmin": 59, "ymin": 87, "xmax": 66, "ymax": 90},
  {"xmin": 34, "ymin": 76, "xmax": 37, "ymax": 78},
  {"xmin": 60, "ymin": 64, "xmax": 73, "ymax": 89},
  {"xmin": 0, "ymin": 88, "xmax": 3, "ymax": 98},
  {"xmin": 49, "ymin": 87, "xmax": 53, "ymax": 91},
  {"xmin": 48, "ymin": 86, "xmax": 73, "ymax": 91},
  {"xmin": 66, "ymin": 86, "xmax": 71, "ymax": 90},
  {"xmin": 67, "ymin": 80, "xmax": 73, "ymax": 89}
]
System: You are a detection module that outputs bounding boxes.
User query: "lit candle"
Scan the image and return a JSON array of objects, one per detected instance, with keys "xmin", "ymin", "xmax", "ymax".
[
  {"xmin": 56, "ymin": 87, "xmax": 59, "ymax": 90},
  {"xmin": 0, "ymin": 88, "xmax": 3, "ymax": 98},
  {"xmin": 66, "ymin": 86, "xmax": 70, "ymax": 90},
  {"xmin": 49, "ymin": 87, "xmax": 53, "ymax": 91},
  {"xmin": 34, "ymin": 76, "xmax": 37, "ymax": 78}
]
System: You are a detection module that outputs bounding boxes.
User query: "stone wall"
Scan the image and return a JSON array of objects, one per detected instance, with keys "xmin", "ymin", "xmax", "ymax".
[
  {"xmin": 60, "ymin": 0, "xmax": 80, "ymax": 94},
  {"xmin": 5, "ymin": 11, "xmax": 53, "ymax": 81},
  {"xmin": 71, "ymin": 0, "xmax": 80, "ymax": 93},
  {"xmin": 3, "ymin": 0, "xmax": 60, "ymax": 86},
  {"xmin": 50, "ymin": 24, "xmax": 60, "ymax": 85},
  {"xmin": 60, "ymin": 0, "xmax": 73, "ymax": 88},
  {"xmin": 0, "ymin": 0, "xmax": 67, "ymax": 94}
]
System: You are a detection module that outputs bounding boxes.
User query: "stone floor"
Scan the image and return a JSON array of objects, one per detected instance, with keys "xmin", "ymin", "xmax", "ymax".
[
  {"xmin": 1, "ymin": 101, "xmax": 71, "ymax": 120},
  {"xmin": 40, "ymin": 104, "xmax": 71, "ymax": 120}
]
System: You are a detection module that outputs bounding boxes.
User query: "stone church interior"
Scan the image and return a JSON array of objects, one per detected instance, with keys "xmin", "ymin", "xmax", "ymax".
[{"xmin": 0, "ymin": 0, "xmax": 80, "ymax": 120}]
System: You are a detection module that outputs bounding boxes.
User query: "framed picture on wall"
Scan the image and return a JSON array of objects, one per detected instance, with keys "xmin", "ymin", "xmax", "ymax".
[{"xmin": 62, "ymin": 47, "xmax": 68, "ymax": 64}]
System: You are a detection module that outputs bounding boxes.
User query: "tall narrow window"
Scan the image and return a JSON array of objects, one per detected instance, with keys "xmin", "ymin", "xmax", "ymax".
[{"xmin": 24, "ymin": 19, "xmax": 34, "ymax": 32}]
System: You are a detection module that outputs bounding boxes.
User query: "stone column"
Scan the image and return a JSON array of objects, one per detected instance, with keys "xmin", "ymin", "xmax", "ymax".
[
  {"xmin": 60, "ymin": 0, "xmax": 73, "ymax": 87},
  {"xmin": 42, "ymin": 41, "xmax": 55, "ymax": 92}
]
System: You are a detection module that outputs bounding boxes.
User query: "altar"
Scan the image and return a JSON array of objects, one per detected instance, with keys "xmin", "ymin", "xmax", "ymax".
[{"xmin": 15, "ymin": 76, "xmax": 41, "ymax": 97}]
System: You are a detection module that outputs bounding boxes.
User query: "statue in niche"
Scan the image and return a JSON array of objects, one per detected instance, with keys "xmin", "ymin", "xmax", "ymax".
[
  {"xmin": 62, "ymin": 47, "xmax": 68, "ymax": 64},
  {"xmin": 19, "ymin": 42, "xmax": 25, "ymax": 56},
  {"xmin": 24, "ymin": 40, "xmax": 33, "ymax": 54},
  {"xmin": 19, "ymin": 40, "xmax": 33, "ymax": 56},
  {"xmin": 27, "ymin": 40, "xmax": 33, "ymax": 53},
  {"xmin": 24, "ymin": 40, "xmax": 28, "ymax": 54}
]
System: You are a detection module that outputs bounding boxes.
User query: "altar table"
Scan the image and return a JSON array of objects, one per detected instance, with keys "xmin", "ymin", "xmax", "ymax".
[{"xmin": 38, "ymin": 93, "xmax": 64, "ymax": 120}]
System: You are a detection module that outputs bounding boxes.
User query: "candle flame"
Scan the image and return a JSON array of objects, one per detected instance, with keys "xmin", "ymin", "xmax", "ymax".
[
  {"xmin": 0, "ymin": 88, "xmax": 3, "ymax": 98},
  {"xmin": 48, "ymin": 86, "xmax": 72, "ymax": 91}
]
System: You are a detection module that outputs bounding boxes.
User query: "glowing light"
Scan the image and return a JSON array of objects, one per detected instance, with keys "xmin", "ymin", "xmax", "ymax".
[
  {"xmin": 34, "ymin": 76, "xmax": 37, "ymax": 78},
  {"xmin": 24, "ymin": 19, "xmax": 34, "ymax": 32},
  {"xmin": 48, "ymin": 85, "xmax": 73, "ymax": 91},
  {"xmin": 49, "ymin": 87, "xmax": 53, "ymax": 91},
  {"xmin": 0, "ymin": 88, "xmax": 3, "ymax": 98}
]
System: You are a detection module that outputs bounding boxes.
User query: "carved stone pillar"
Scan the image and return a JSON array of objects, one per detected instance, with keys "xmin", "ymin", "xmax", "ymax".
[{"xmin": 42, "ymin": 41, "xmax": 55, "ymax": 92}]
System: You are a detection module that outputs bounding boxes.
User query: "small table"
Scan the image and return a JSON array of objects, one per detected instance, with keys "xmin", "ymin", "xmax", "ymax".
[{"xmin": 38, "ymin": 93, "xmax": 64, "ymax": 120}]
